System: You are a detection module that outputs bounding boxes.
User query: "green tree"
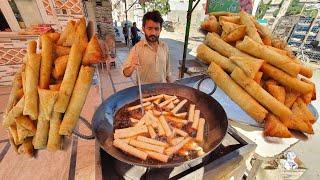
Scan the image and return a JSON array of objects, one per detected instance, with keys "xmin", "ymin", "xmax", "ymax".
[
  {"xmin": 255, "ymin": 1, "xmax": 271, "ymax": 19},
  {"xmin": 141, "ymin": 0, "xmax": 170, "ymax": 15}
]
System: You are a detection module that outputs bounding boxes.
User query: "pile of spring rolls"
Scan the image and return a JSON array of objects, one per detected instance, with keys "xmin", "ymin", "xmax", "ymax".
[
  {"xmin": 197, "ymin": 11, "xmax": 317, "ymax": 138},
  {"xmin": 2, "ymin": 17, "xmax": 102, "ymax": 157},
  {"xmin": 113, "ymin": 94, "xmax": 205, "ymax": 163}
]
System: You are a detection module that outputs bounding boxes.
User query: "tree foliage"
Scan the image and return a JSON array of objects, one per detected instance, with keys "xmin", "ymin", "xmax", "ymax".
[{"xmin": 141, "ymin": 0, "xmax": 170, "ymax": 15}]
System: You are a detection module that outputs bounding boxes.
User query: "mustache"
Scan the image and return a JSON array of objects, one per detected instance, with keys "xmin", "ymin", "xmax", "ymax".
[{"xmin": 147, "ymin": 35, "xmax": 158, "ymax": 39}]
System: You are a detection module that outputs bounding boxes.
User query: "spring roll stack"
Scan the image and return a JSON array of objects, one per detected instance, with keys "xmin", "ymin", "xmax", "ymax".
[
  {"xmin": 197, "ymin": 10, "xmax": 317, "ymax": 138},
  {"xmin": 2, "ymin": 17, "xmax": 102, "ymax": 157},
  {"xmin": 113, "ymin": 95, "xmax": 206, "ymax": 163}
]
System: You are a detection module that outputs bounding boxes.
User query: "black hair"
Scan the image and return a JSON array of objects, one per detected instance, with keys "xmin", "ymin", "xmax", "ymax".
[{"xmin": 142, "ymin": 10, "xmax": 163, "ymax": 27}]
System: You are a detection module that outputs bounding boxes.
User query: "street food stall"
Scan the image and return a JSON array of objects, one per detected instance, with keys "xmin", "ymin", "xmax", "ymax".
[{"xmin": 0, "ymin": 0, "xmax": 319, "ymax": 179}]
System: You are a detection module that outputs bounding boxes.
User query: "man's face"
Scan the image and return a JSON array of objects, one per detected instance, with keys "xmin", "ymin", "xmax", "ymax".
[{"xmin": 143, "ymin": 20, "xmax": 161, "ymax": 43}]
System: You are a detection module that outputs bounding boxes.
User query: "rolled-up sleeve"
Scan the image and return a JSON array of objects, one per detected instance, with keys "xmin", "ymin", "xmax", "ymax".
[{"xmin": 122, "ymin": 47, "xmax": 137, "ymax": 75}]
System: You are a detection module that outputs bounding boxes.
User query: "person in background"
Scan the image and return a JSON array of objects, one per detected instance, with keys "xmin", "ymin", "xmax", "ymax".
[
  {"xmin": 122, "ymin": 23, "xmax": 129, "ymax": 46},
  {"xmin": 122, "ymin": 11, "xmax": 173, "ymax": 84},
  {"xmin": 131, "ymin": 22, "xmax": 141, "ymax": 46}
]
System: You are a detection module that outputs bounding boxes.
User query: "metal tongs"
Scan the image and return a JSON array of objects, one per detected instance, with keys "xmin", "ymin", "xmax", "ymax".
[{"xmin": 135, "ymin": 46, "xmax": 145, "ymax": 115}]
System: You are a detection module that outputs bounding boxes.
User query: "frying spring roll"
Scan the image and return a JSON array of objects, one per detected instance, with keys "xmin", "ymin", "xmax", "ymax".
[
  {"xmin": 158, "ymin": 96, "xmax": 177, "ymax": 108},
  {"xmin": 260, "ymin": 63, "xmax": 313, "ymax": 94},
  {"xmin": 32, "ymin": 120, "xmax": 50, "ymax": 149},
  {"xmin": 18, "ymin": 137, "xmax": 34, "ymax": 157},
  {"xmin": 3, "ymin": 96, "xmax": 25, "ymax": 128},
  {"xmin": 128, "ymin": 102, "xmax": 151, "ymax": 111},
  {"xmin": 231, "ymin": 67, "xmax": 292, "ymax": 119},
  {"xmin": 174, "ymin": 112, "xmax": 187, "ymax": 118},
  {"xmin": 196, "ymin": 118, "xmax": 205, "ymax": 142},
  {"xmin": 39, "ymin": 35, "xmax": 54, "ymax": 89},
  {"xmin": 192, "ymin": 110, "xmax": 200, "ymax": 129},
  {"xmin": 113, "ymin": 139, "xmax": 148, "ymax": 160},
  {"xmin": 47, "ymin": 112, "xmax": 62, "ymax": 151},
  {"xmin": 165, "ymin": 137, "xmax": 191, "ymax": 156},
  {"xmin": 169, "ymin": 137, "xmax": 184, "ymax": 145},
  {"xmin": 136, "ymin": 136, "xmax": 168, "ymax": 147},
  {"xmin": 205, "ymin": 33, "xmax": 251, "ymax": 58},
  {"xmin": 236, "ymin": 36, "xmax": 301, "ymax": 76},
  {"xmin": 159, "ymin": 116, "xmax": 173, "ymax": 137},
  {"xmin": 38, "ymin": 88, "xmax": 58, "ymax": 121},
  {"xmin": 171, "ymin": 99, "xmax": 187, "ymax": 114},
  {"xmin": 129, "ymin": 139, "xmax": 165, "ymax": 153},
  {"xmin": 188, "ymin": 104, "xmax": 195, "ymax": 122},
  {"xmin": 196, "ymin": 44, "xmax": 236, "ymax": 73},
  {"xmin": 165, "ymin": 115, "xmax": 188, "ymax": 125},
  {"xmin": 142, "ymin": 94, "xmax": 164, "ymax": 102},
  {"xmin": 54, "ymin": 43, "xmax": 84, "ymax": 113},
  {"xmin": 147, "ymin": 125, "xmax": 157, "ymax": 139},
  {"xmin": 59, "ymin": 66, "xmax": 94, "ymax": 135},
  {"xmin": 114, "ymin": 125, "xmax": 148, "ymax": 139},
  {"xmin": 144, "ymin": 150, "xmax": 169, "ymax": 163},
  {"xmin": 23, "ymin": 53, "xmax": 41, "ymax": 120},
  {"xmin": 173, "ymin": 128, "xmax": 188, "ymax": 137},
  {"xmin": 240, "ymin": 11, "xmax": 263, "ymax": 44},
  {"xmin": 207, "ymin": 62, "xmax": 268, "ymax": 122}
]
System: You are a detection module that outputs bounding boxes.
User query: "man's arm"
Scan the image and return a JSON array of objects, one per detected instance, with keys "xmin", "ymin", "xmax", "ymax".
[{"xmin": 122, "ymin": 47, "xmax": 139, "ymax": 77}]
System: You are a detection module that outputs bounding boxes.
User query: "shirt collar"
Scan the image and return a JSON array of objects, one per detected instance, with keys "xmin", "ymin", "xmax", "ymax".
[{"xmin": 143, "ymin": 39, "xmax": 164, "ymax": 48}]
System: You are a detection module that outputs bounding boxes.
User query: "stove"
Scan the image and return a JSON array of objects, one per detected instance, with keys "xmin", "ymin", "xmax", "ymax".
[{"xmin": 100, "ymin": 75, "xmax": 256, "ymax": 180}]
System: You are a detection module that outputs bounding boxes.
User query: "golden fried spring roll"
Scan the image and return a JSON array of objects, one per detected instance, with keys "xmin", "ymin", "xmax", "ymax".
[
  {"xmin": 47, "ymin": 112, "xmax": 62, "ymax": 151},
  {"xmin": 33, "ymin": 120, "xmax": 50, "ymax": 149},
  {"xmin": 208, "ymin": 62, "xmax": 268, "ymax": 122},
  {"xmin": 192, "ymin": 110, "xmax": 201, "ymax": 129},
  {"xmin": 38, "ymin": 88, "xmax": 58, "ymax": 121},
  {"xmin": 222, "ymin": 25, "xmax": 246, "ymax": 42},
  {"xmin": 236, "ymin": 36, "xmax": 301, "ymax": 76},
  {"xmin": 130, "ymin": 118, "xmax": 139, "ymax": 123},
  {"xmin": 240, "ymin": 11, "xmax": 263, "ymax": 44},
  {"xmin": 299, "ymin": 66, "xmax": 313, "ymax": 78},
  {"xmin": 251, "ymin": 16, "xmax": 272, "ymax": 40},
  {"xmin": 16, "ymin": 123, "xmax": 30, "ymax": 142},
  {"xmin": 284, "ymin": 88, "xmax": 300, "ymax": 108},
  {"xmin": 196, "ymin": 44, "xmax": 236, "ymax": 73},
  {"xmin": 231, "ymin": 67, "xmax": 292, "ymax": 119},
  {"xmin": 165, "ymin": 115, "xmax": 188, "ymax": 125},
  {"xmin": 147, "ymin": 125, "xmax": 157, "ymax": 139},
  {"xmin": 158, "ymin": 96, "xmax": 177, "ymax": 108},
  {"xmin": 219, "ymin": 16, "xmax": 240, "ymax": 24},
  {"xmin": 129, "ymin": 139, "xmax": 165, "ymax": 153},
  {"xmin": 156, "ymin": 119, "xmax": 165, "ymax": 136},
  {"xmin": 165, "ymin": 137, "xmax": 191, "ymax": 156},
  {"xmin": 23, "ymin": 53, "xmax": 41, "ymax": 120},
  {"xmin": 39, "ymin": 35, "xmax": 54, "ymax": 89},
  {"xmin": 21, "ymin": 71, "xmax": 26, "ymax": 94},
  {"xmin": 15, "ymin": 115, "xmax": 36, "ymax": 134},
  {"xmin": 54, "ymin": 43, "xmax": 84, "ymax": 113},
  {"xmin": 173, "ymin": 99, "xmax": 180, "ymax": 104},
  {"xmin": 153, "ymin": 98, "xmax": 161, "ymax": 104},
  {"xmin": 49, "ymin": 82, "xmax": 62, "ymax": 91},
  {"xmin": 301, "ymin": 78, "xmax": 316, "ymax": 101},
  {"xmin": 5, "ymin": 73, "xmax": 22, "ymax": 114},
  {"xmin": 114, "ymin": 125, "xmax": 148, "ymax": 139},
  {"xmin": 266, "ymin": 45, "xmax": 289, "ymax": 56},
  {"xmin": 171, "ymin": 99, "xmax": 187, "ymax": 114},
  {"xmin": 229, "ymin": 56, "xmax": 264, "ymax": 79},
  {"xmin": 27, "ymin": 40, "xmax": 37, "ymax": 54},
  {"xmin": 143, "ymin": 94, "xmax": 164, "ymax": 102},
  {"xmin": 136, "ymin": 136, "xmax": 168, "ymax": 147},
  {"xmin": 296, "ymin": 98, "xmax": 316, "ymax": 124},
  {"xmin": 201, "ymin": 16, "xmax": 221, "ymax": 34},
  {"xmin": 260, "ymin": 63, "xmax": 313, "ymax": 94},
  {"xmin": 59, "ymin": 66, "xmax": 94, "ymax": 135},
  {"xmin": 163, "ymin": 94, "xmax": 174, "ymax": 100},
  {"xmin": 82, "ymin": 34, "xmax": 102, "ymax": 65},
  {"xmin": 57, "ymin": 20, "xmax": 76, "ymax": 45},
  {"xmin": 18, "ymin": 138, "xmax": 34, "ymax": 157},
  {"xmin": 174, "ymin": 112, "xmax": 187, "ymax": 119},
  {"xmin": 144, "ymin": 150, "xmax": 169, "ymax": 163},
  {"xmin": 169, "ymin": 137, "xmax": 184, "ymax": 145},
  {"xmin": 128, "ymin": 102, "xmax": 152, "ymax": 111},
  {"xmin": 46, "ymin": 32, "xmax": 60, "ymax": 42},
  {"xmin": 188, "ymin": 104, "xmax": 195, "ymax": 122},
  {"xmin": 146, "ymin": 111, "xmax": 159, "ymax": 128},
  {"xmin": 253, "ymin": 72, "xmax": 263, "ymax": 85},
  {"xmin": 266, "ymin": 84, "xmax": 286, "ymax": 104},
  {"xmin": 220, "ymin": 21, "xmax": 239, "ymax": 33},
  {"xmin": 8, "ymin": 132, "xmax": 19, "ymax": 154},
  {"xmin": 196, "ymin": 118, "xmax": 205, "ymax": 142},
  {"xmin": 52, "ymin": 55, "xmax": 69, "ymax": 80},
  {"xmin": 173, "ymin": 128, "xmax": 188, "ymax": 137},
  {"xmin": 55, "ymin": 45, "xmax": 71, "ymax": 57},
  {"xmin": 205, "ymin": 33, "xmax": 250, "ymax": 58},
  {"xmin": 16, "ymin": 88, "xmax": 24, "ymax": 100},
  {"xmin": 113, "ymin": 139, "xmax": 148, "ymax": 160},
  {"xmin": 264, "ymin": 114, "xmax": 292, "ymax": 138},
  {"xmin": 3, "ymin": 96, "xmax": 25, "ymax": 128},
  {"xmin": 159, "ymin": 115, "xmax": 173, "ymax": 137},
  {"xmin": 9, "ymin": 124, "xmax": 23, "ymax": 145}
]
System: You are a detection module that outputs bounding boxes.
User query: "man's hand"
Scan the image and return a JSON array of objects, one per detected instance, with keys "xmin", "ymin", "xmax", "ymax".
[{"xmin": 123, "ymin": 50, "xmax": 139, "ymax": 77}]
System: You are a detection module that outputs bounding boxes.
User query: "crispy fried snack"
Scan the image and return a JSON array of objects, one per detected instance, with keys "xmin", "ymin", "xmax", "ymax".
[
  {"xmin": 201, "ymin": 16, "xmax": 222, "ymax": 34},
  {"xmin": 229, "ymin": 56, "xmax": 264, "ymax": 79},
  {"xmin": 264, "ymin": 114, "xmax": 292, "ymax": 138},
  {"xmin": 82, "ymin": 34, "xmax": 102, "ymax": 65},
  {"xmin": 52, "ymin": 55, "xmax": 68, "ymax": 80}
]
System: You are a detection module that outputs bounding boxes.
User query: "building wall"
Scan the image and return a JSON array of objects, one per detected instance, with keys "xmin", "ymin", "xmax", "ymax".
[{"xmin": 15, "ymin": 0, "xmax": 43, "ymax": 27}]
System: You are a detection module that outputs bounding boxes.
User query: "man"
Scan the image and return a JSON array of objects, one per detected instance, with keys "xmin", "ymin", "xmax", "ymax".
[
  {"xmin": 123, "ymin": 11, "xmax": 173, "ymax": 84},
  {"xmin": 122, "ymin": 23, "xmax": 129, "ymax": 46},
  {"xmin": 131, "ymin": 22, "xmax": 141, "ymax": 46}
]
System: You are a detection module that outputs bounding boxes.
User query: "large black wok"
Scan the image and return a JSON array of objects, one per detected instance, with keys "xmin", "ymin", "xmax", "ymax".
[{"xmin": 92, "ymin": 83, "xmax": 228, "ymax": 168}]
